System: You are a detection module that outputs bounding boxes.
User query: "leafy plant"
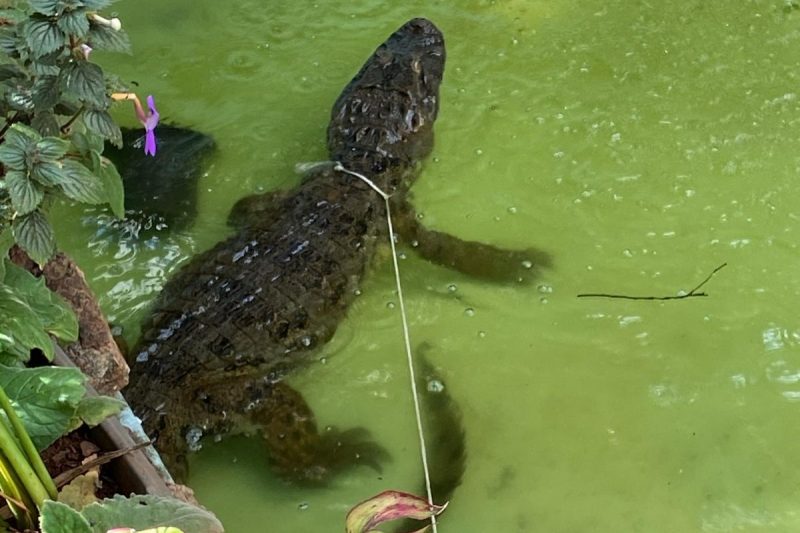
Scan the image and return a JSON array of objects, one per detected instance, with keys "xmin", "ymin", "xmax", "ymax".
[
  {"xmin": 0, "ymin": 254, "xmax": 122, "ymax": 529},
  {"xmin": 0, "ymin": 0, "xmax": 158, "ymax": 266},
  {"xmin": 39, "ymin": 495, "xmax": 223, "ymax": 533}
]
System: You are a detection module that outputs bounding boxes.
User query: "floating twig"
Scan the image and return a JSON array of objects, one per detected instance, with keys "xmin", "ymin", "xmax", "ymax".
[{"xmin": 577, "ymin": 263, "xmax": 727, "ymax": 301}]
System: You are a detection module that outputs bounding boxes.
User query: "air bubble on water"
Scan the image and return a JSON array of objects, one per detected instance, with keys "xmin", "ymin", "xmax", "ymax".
[
  {"xmin": 521, "ymin": 260, "xmax": 533, "ymax": 269},
  {"xmin": 427, "ymin": 379, "xmax": 445, "ymax": 393},
  {"xmin": 185, "ymin": 427, "xmax": 203, "ymax": 452},
  {"xmin": 623, "ymin": 249, "xmax": 633, "ymax": 258},
  {"xmin": 507, "ymin": 206, "xmax": 518, "ymax": 214},
  {"xmin": 537, "ymin": 284, "xmax": 553, "ymax": 294},
  {"xmin": 475, "ymin": 148, "xmax": 483, "ymax": 156},
  {"xmin": 464, "ymin": 307, "xmax": 475, "ymax": 317},
  {"xmin": 447, "ymin": 283, "xmax": 458, "ymax": 293},
  {"xmin": 411, "ymin": 240, "xmax": 419, "ymax": 247},
  {"xmin": 540, "ymin": 297, "xmax": 549, "ymax": 304},
  {"xmin": 353, "ymin": 288, "xmax": 362, "ymax": 296},
  {"xmin": 398, "ymin": 251, "xmax": 407, "ymax": 259},
  {"xmin": 319, "ymin": 357, "xmax": 327, "ymax": 364},
  {"xmin": 298, "ymin": 502, "xmax": 309, "ymax": 511},
  {"xmin": 386, "ymin": 302, "xmax": 396, "ymax": 309},
  {"xmin": 300, "ymin": 336, "xmax": 313, "ymax": 347},
  {"xmin": 478, "ymin": 330, "xmax": 487, "ymax": 339},
  {"xmin": 417, "ymin": 212, "xmax": 424, "ymax": 220},
  {"xmin": 213, "ymin": 434, "xmax": 223, "ymax": 443}
]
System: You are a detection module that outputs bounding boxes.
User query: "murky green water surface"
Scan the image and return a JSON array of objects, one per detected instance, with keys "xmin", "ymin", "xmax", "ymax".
[{"xmin": 52, "ymin": 0, "xmax": 800, "ymax": 530}]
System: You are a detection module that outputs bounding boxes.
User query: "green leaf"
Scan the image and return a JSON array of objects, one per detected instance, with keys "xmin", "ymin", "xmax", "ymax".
[
  {"xmin": 81, "ymin": 495, "xmax": 224, "ymax": 533},
  {"xmin": 86, "ymin": 22, "xmax": 130, "ymax": 54},
  {"xmin": 32, "ymin": 75, "xmax": 60, "ymax": 108},
  {"xmin": 6, "ymin": 123, "xmax": 41, "ymax": 150},
  {"xmin": 70, "ymin": 131, "xmax": 104, "ymax": 155},
  {"xmin": 31, "ymin": 111, "xmax": 61, "ymax": 137},
  {"xmin": 12, "ymin": 209, "xmax": 55, "ymax": 266},
  {"xmin": 57, "ymin": 9, "xmax": 90, "ymax": 38},
  {"xmin": 0, "ymin": 284, "xmax": 53, "ymax": 362},
  {"xmin": 83, "ymin": 109, "xmax": 121, "ymax": 146},
  {"xmin": 81, "ymin": 0, "xmax": 114, "ymax": 8},
  {"xmin": 36, "ymin": 137, "xmax": 70, "ymax": 161},
  {"xmin": 75, "ymin": 396, "xmax": 124, "ymax": 426},
  {"xmin": 93, "ymin": 153, "xmax": 123, "ymax": 217},
  {"xmin": 3, "ymin": 260, "xmax": 78, "ymax": 341},
  {"xmin": 345, "ymin": 490, "xmax": 446, "ymax": 533},
  {"xmin": 0, "ymin": 9, "xmax": 27, "ymax": 25},
  {"xmin": 40, "ymin": 500, "xmax": 93, "ymax": 533},
  {"xmin": 0, "ymin": 230, "xmax": 13, "ymax": 278},
  {"xmin": 23, "ymin": 18, "xmax": 65, "ymax": 58},
  {"xmin": 0, "ymin": 62, "xmax": 28, "ymax": 82},
  {"xmin": 0, "ymin": 27, "xmax": 21, "ymax": 55},
  {"xmin": 28, "ymin": 0, "xmax": 60, "ymax": 16},
  {"xmin": 5, "ymin": 169, "xmax": 43, "ymax": 215},
  {"xmin": 6, "ymin": 81, "xmax": 34, "ymax": 111},
  {"xmin": 31, "ymin": 160, "xmax": 64, "ymax": 186},
  {"xmin": 61, "ymin": 60, "xmax": 106, "ymax": 106},
  {"xmin": 0, "ymin": 365, "xmax": 88, "ymax": 449},
  {"xmin": 59, "ymin": 159, "xmax": 105, "ymax": 203},
  {"xmin": 31, "ymin": 48, "xmax": 61, "ymax": 76},
  {"xmin": 0, "ymin": 142, "xmax": 27, "ymax": 170}
]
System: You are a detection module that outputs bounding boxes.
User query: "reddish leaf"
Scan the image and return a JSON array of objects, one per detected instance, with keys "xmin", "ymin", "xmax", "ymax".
[{"xmin": 346, "ymin": 490, "xmax": 447, "ymax": 533}]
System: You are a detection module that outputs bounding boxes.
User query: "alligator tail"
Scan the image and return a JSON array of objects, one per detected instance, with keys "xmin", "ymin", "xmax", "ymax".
[{"xmin": 406, "ymin": 343, "xmax": 466, "ymax": 527}]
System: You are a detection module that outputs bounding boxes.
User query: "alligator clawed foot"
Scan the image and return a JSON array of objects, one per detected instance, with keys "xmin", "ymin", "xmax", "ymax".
[
  {"xmin": 278, "ymin": 425, "xmax": 390, "ymax": 485},
  {"xmin": 318, "ymin": 425, "xmax": 391, "ymax": 474}
]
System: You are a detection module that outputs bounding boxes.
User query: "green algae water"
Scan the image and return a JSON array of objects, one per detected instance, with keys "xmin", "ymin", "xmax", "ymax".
[{"xmin": 50, "ymin": 0, "xmax": 800, "ymax": 530}]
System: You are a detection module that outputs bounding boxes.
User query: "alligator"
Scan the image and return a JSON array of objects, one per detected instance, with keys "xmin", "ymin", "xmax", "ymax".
[{"xmin": 125, "ymin": 18, "xmax": 548, "ymax": 486}]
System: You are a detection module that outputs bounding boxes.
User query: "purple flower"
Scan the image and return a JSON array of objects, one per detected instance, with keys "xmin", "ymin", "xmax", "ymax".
[
  {"xmin": 111, "ymin": 92, "xmax": 160, "ymax": 156},
  {"xmin": 141, "ymin": 95, "xmax": 159, "ymax": 156}
]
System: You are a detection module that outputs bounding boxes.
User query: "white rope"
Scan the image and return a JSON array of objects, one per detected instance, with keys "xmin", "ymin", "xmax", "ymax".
[{"xmin": 334, "ymin": 163, "xmax": 438, "ymax": 532}]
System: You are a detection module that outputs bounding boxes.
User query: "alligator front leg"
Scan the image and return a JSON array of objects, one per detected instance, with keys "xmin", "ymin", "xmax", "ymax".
[{"xmin": 393, "ymin": 200, "xmax": 552, "ymax": 282}]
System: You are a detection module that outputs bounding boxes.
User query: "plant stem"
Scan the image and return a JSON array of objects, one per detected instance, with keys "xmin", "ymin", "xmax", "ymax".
[
  {"xmin": 0, "ymin": 113, "xmax": 18, "ymax": 142},
  {"xmin": 0, "ymin": 386, "xmax": 57, "ymax": 500},
  {"xmin": 0, "ymin": 454, "xmax": 33, "ymax": 530},
  {"xmin": 0, "ymin": 409, "xmax": 50, "ymax": 512},
  {"xmin": 60, "ymin": 105, "xmax": 84, "ymax": 134}
]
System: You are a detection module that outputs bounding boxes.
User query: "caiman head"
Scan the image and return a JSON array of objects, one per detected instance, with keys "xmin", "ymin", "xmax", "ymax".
[{"xmin": 327, "ymin": 18, "xmax": 446, "ymax": 192}]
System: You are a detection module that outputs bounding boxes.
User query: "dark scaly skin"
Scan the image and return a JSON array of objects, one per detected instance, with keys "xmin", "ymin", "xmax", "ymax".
[
  {"xmin": 126, "ymin": 18, "xmax": 548, "ymax": 486},
  {"xmin": 125, "ymin": 19, "xmax": 448, "ymax": 482}
]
